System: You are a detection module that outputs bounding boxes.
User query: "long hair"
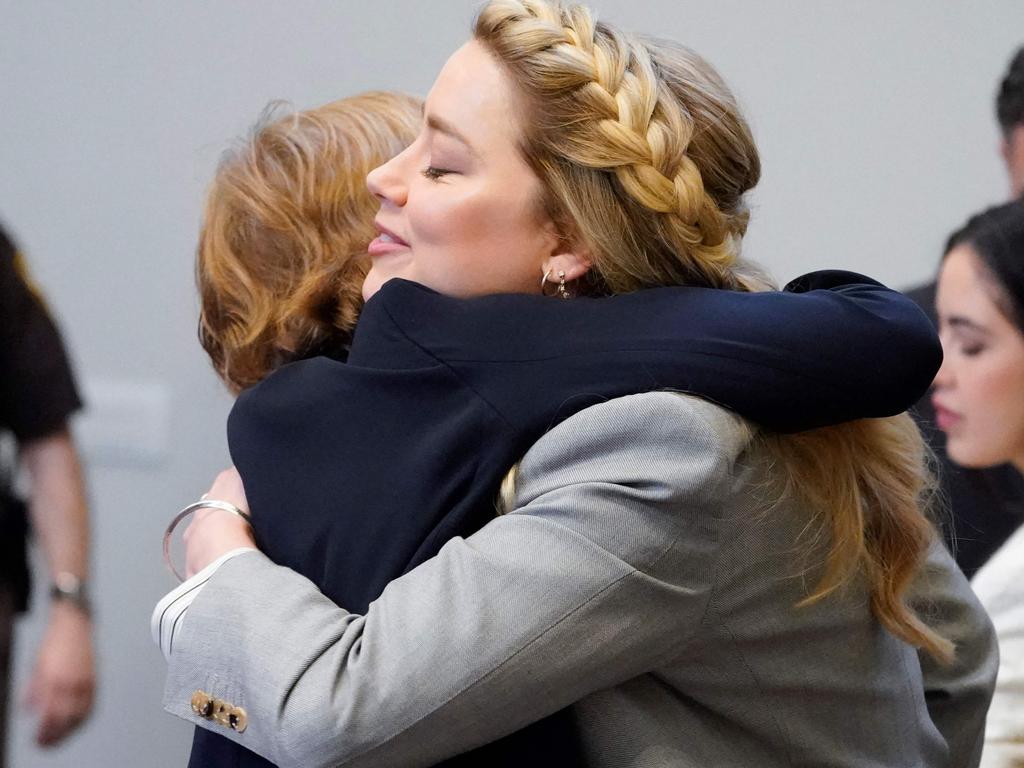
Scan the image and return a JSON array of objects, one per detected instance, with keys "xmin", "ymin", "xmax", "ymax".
[
  {"xmin": 197, "ymin": 91, "xmax": 422, "ymax": 392},
  {"xmin": 479, "ymin": 0, "xmax": 951, "ymax": 662}
]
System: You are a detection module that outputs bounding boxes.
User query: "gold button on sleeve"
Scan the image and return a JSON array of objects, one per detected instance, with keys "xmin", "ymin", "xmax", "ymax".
[
  {"xmin": 229, "ymin": 707, "xmax": 248, "ymax": 733},
  {"xmin": 190, "ymin": 690, "xmax": 213, "ymax": 718},
  {"xmin": 212, "ymin": 698, "xmax": 229, "ymax": 727}
]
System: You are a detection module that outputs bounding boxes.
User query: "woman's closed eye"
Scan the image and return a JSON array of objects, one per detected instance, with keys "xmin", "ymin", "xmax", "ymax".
[
  {"xmin": 961, "ymin": 342, "xmax": 987, "ymax": 357},
  {"xmin": 422, "ymin": 166, "xmax": 455, "ymax": 181},
  {"xmin": 950, "ymin": 332, "xmax": 988, "ymax": 357}
]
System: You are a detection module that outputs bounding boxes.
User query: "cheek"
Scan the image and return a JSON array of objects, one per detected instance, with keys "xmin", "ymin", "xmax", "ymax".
[
  {"xmin": 982, "ymin": 358, "xmax": 1024, "ymax": 417},
  {"xmin": 409, "ymin": 187, "xmax": 490, "ymax": 257},
  {"xmin": 954, "ymin": 358, "xmax": 1024, "ymax": 463},
  {"xmin": 411, "ymin": 185, "xmax": 548, "ymax": 290},
  {"xmin": 415, "ymin": 186, "xmax": 535, "ymax": 247}
]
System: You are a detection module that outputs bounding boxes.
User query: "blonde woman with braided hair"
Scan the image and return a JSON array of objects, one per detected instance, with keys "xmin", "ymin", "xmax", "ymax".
[{"xmin": 161, "ymin": 2, "xmax": 996, "ymax": 766}]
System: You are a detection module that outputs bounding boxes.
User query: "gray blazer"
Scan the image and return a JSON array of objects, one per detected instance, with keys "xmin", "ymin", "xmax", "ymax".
[{"xmin": 163, "ymin": 393, "xmax": 997, "ymax": 767}]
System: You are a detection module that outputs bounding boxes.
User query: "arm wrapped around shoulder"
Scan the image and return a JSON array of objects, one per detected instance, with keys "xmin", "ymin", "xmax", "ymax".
[
  {"xmin": 774, "ymin": 270, "xmax": 943, "ymax": 430},
  {"xmin": 162, "ymin": 393, "xmax": 746, "ymax": 768}
]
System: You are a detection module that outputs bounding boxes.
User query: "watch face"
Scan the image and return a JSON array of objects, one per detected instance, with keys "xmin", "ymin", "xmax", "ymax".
[
  {"xmin": 54, "ymin": 571, "xmax": 82, "ymax": 594},
  {"xmin": 51, "ymin": 573, "xmax": 91, "ymax": 614}
]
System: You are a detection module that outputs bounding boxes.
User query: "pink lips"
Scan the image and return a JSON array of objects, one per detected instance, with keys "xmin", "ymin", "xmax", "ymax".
[
  {"xmin": 931, "ymin": 399, "xmax": 962, "ymax": 432},
  {"xmin": 368, "ymin": 222, "xmax": 409, "ymax": 257}
]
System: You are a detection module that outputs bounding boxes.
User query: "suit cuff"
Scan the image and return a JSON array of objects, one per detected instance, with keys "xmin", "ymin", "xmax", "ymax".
[{"xmin": 151, "ymin": 548, "xmax": 258, "ymax": 660}]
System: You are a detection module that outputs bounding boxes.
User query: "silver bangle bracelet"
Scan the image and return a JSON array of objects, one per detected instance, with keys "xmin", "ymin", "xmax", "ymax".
[{"xmin": 162, "ymin": 500, "xmax": 253, "ymax": 583}]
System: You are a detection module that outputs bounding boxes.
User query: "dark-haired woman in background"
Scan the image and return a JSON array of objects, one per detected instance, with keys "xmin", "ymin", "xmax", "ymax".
[{"xmin": 933, "ymin": 200, "xmax": 1024, "ymax": 768}]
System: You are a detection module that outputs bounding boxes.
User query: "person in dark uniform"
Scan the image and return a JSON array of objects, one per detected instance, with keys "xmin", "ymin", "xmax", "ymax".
[
  {"xmin": 905, "ymin": 45, "xmax": 1024, "ymax": 576},
  {"xmin": 0, "ymin": 222, "xmax": 94, "ymax": 765}
]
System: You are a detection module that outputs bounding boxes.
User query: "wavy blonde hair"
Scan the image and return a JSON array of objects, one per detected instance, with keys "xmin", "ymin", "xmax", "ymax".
[
  {"xmin": 480, "ymin": 0, "xmax": 951, "ymax": 662},
  {"xmin": 197, "ymin": 91, "xmax": 422, "ymax": 392}
]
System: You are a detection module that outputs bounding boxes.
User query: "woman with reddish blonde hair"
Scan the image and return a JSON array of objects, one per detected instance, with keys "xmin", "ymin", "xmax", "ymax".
[
  {"xmin": 159, "ymin": 4, "xmax": 995, "ymax": 766},
  {"xmin": 197, "ymin": 91, "xmax": 421, "ymax": 392}
]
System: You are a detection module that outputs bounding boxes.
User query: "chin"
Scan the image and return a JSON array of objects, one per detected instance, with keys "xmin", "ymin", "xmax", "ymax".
[
  {"xmin": 946, "ymin": 439, "xmax": 1006, "ymax": 470},
  {"xmin": 362, "ymin": 271, "xmax": 388, "ymax": 301}
]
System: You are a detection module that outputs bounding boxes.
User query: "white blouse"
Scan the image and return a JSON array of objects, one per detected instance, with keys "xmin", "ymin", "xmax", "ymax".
[{"xmin": 972, "ymin": 522, "xmax": 1024, "ymax": 768}]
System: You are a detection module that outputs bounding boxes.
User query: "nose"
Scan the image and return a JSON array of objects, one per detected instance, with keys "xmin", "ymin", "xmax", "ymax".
[{"xmin": 367, "ymin": 146, "xmax": 412, "ymax": 208}]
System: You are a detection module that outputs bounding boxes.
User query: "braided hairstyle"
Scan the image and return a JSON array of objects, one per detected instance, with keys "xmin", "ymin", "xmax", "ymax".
[
  {"xmin": 480, "ymin": 0, "xmax": 952, "ymax": 663},
  {"xmin": 475, "ymin": 0, "xmax": 761, "ymax": 294}
]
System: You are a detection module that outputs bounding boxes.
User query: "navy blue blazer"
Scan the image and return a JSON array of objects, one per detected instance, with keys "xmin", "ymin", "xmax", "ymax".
[{"xmin": 188, "ymin": 273, "xmax": 940, "ymax": 768}]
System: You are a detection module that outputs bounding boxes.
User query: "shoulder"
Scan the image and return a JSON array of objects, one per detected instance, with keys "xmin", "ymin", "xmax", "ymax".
[
  {"xmin": 523, "ymin": 391, "xmax": 750, "ymax": 467},
  {"xmin": 505, "ymin": 393, "xmax": 754, "ymax": 574},
  {"xmin": 513, "ymin": 393, "xmax": 753, "ymax": 515}
]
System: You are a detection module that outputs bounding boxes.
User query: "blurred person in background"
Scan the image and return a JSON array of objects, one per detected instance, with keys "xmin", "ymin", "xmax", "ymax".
[
  {"xmin": 0, "ymin": 222, "xmax": 94, "ymax": 765},
  {"xmin": 906, "ymin": 45, "xmax": 1024, "ymax": 577},
  {"xmin": 1000, "ymin": 48, "xmax": 1024, "ymax": 200},
  {"xmin": 933, "ymin": 199, "xmax": 1024, "ymax": 768}
]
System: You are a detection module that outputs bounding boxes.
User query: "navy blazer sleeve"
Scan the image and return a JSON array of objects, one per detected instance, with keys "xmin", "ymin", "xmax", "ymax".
[{"xmin": 372, "ymin": 271, "xmax": 940, "ymax": 433}]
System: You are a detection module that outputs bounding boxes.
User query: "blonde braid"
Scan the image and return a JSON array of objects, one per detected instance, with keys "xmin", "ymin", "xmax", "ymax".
[
  {"xmin": 477, "ymin": 0, "xmax": 744, "ymax": 290},
  {"xmin": 478, "ymin": 0, "xmax": 952, "ymax": 664}
]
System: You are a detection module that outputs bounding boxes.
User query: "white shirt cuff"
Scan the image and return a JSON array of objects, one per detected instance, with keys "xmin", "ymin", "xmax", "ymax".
[{"xmin": 151, "ymin": 547, "xmax": 257, "ymax": 660}]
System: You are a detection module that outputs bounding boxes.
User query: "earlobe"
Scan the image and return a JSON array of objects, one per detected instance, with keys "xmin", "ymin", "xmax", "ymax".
[
  {"xmin": 542, "ymin": 240, "xmax": 593, "ymax": 285},
  {"xmin": 543, "ymin": 254, "xmax": 592, "ymax": 284}
]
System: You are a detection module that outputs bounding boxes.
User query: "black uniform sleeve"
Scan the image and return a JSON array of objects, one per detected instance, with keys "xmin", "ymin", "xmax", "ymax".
[{"xmin": 0, "ymin": 227, "xmax": 82, "ymax": 442}]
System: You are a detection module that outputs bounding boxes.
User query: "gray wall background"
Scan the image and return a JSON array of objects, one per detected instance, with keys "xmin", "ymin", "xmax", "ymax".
[{"xmin": 1, "ymin": 1, "xmax": 1021, "ymax": 765}]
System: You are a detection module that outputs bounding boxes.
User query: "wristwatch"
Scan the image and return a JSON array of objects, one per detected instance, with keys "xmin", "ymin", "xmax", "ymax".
[{"xmin": 50, "ymin": 571, "xmax": 92, "ymax": 616}]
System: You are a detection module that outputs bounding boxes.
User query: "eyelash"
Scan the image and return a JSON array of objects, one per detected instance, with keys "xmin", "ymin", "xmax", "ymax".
[
  {"xmin": 962, "ymin": 344, "xmax": 986, "ymax": 357},
  {"xmin": 422, "ymin": 166, "xmax": 453, "ymax": 181}
]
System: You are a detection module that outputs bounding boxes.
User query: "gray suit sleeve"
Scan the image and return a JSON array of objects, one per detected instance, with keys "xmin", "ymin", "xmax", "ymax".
[
  {"xmin": 162, "ymin": 393, "xmax": 743, "ymax": 768},
  {"xmin": 909, "ymin": 540, "xmax": 999, "ymax": 768}
]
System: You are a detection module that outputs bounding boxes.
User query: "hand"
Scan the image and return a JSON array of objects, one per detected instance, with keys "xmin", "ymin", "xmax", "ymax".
[
  {"xmin": 24, "ymin": 603, "xmax": 95, "ymax": 747},
  {"xmin": 184, "ymin": 467, "xmax": 256, "ymax": 578}
]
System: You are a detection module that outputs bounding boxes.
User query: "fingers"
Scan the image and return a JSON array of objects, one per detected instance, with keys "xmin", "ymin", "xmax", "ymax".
[
  {"xmin": 28, "ymin": 667, "xmax": 95, "ymax": 747},
  {"xmin": 34, "ymin": 681, "xmax": 93, "ymax": 746},
  {"xmin": 204, "ymin": 466, "xmax": 249, "ymax": 512},
  {"xmin": 26, "ymin": 614, "xmax": 96, "ymax": 747}
]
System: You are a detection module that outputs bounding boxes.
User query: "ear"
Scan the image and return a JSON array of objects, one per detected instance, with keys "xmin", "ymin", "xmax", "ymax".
[{"xmin": 539, "ymin": 220, "xmax": 593, "ymax": 284}]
